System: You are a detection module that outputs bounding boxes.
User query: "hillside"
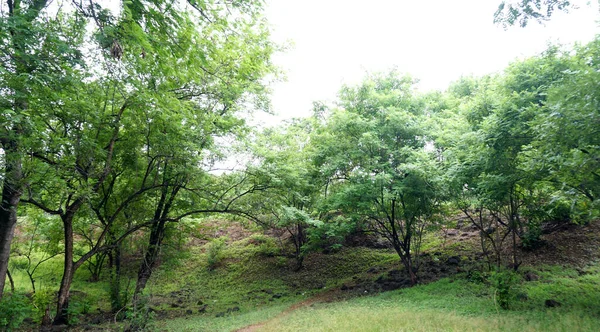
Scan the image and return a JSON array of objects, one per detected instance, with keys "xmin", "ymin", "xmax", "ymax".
[{"xmin": 6, "ymin": 217, "xmax": 595, "ymax": 331}]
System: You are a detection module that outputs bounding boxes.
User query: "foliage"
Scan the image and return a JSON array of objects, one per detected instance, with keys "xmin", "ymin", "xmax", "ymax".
[
  {"xmin": 2, "ymin": 1, "xmax": 600, "ymax": 329},
  {"xmin": 65, "ymin": 299, "xmax": 91, "ymax": 325},
  {"xmin": 489, "ymin": 269, "xmax": 521, "ymax": 310},
  {"xmin": 1, "ymin": 0, "xmax": 276, "ymax": 322},
  {"xmin": 494, "ymin": 0, "xmax": 573, "ymax": 27},
  {"xmin": 0, "ymin": 293, "xmax": 30, "ymax": 331},
  {"xmin": 126, "ymin": 293, "xmax": 155, "ymax": 332},
  {"xmin": 32, "ymin": 288, "xmax": 55, "ymax": 325},
  {"xmin": 311, "ymin": 71, "xmax": 443, "ymax": 283},
  {"xmin": 207, "ymin": 237, "xmax": 228, "ymax": 271}
]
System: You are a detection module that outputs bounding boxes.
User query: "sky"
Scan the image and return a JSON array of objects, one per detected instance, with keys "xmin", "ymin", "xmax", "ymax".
[{"xmin": 261, "ymin": 0, "xmax": 600, "ymax": 124}]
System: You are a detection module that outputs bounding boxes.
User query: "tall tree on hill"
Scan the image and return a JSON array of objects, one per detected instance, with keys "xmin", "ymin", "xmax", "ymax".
[
  {"xmin": 312, "ymin": 72, "xmax": 443, "ymax": 285},
  {"xmin": 246, "ymin": 117, "xmax": 326, "ymax": 271},
  {"xmin": 438, "ymin": 48, "xmax": 576, "ymax": 269}
]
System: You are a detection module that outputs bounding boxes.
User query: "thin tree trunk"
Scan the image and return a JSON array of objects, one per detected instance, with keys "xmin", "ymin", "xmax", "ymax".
[
  {"xmin": 54, "ymin": 211, "xmax": 77, "ymax": 325},
  {"xmin": 133, "ymin": 220, "xmax": 166, "ymax": 305},
  {"xmin": 110, "ymin": 242, "xmax": 123, "ymax": 312},
  {"xmin": 293, "ymin": 223, "xmax": 305, "ymax": 271},
  {"xmin": 407, "ymin": 255, "xmax": 417, "ymax": 286},
  {"xmin": 6, "ymin": 269, "xmax": 15, "ymax": 294}
]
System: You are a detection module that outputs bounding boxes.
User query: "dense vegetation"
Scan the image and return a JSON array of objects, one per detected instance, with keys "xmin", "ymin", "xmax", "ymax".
[{"xmin": 1, "ymin": 0, "xmax": 599, "ymax": 331}]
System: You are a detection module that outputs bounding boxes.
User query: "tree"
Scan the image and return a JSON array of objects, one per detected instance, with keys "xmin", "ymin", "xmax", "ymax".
[
  {"xmin": 313, "ymin": 72, "xmax": 442, "ymax": 285},
  {"xmin": 526, "ymin": 39, "xmax": 600, "ymax": 221},
  {"xmin": 246, "ymin": 117, "xmax": 327, "ymax": 271},
  {"xmin": 0, "ymin": 0, "xmax": 87, "ymax": 300},
  {"xmin": 439, "ymin": 48, "xmax": 574, "ymax": 269}
]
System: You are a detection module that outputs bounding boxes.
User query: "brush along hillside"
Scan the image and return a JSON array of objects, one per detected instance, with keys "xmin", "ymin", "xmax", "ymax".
[{"xmin": 2, "ymin": 1, "xmax": 600, "ymax": 331}]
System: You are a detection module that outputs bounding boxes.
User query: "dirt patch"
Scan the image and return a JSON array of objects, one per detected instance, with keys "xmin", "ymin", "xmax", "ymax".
[
  {"xmin": 520, "ymin": 220, "xmax": 600, "ymax": 267},
  {"xmin": 188, "ymin": 219, "xmax": 256, "ymax": 246}
]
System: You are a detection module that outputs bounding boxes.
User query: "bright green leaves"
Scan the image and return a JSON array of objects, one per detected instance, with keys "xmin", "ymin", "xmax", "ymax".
[
  {"xmin": 307, "ymin": 71, "xmax": 443, "ymax": 282},
  {"xmin": 523, "ymin": 39, "xmax": 600, "ymax": 220}
]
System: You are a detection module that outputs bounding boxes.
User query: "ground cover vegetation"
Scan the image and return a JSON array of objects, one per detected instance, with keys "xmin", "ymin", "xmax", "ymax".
[{"xmin": 1, "ymin": 0, "xmax": 599, "ymax": 331}]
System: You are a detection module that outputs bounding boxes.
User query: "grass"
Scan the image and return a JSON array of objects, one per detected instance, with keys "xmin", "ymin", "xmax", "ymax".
[
  {"xmin": 158, "ymin": 262, "xmax": 600, "ymax": 332},
  {"xmin": 144, "ymin": 233, "xmax": 396, "ymax": 315},
  {"xmin": 254, "ymin": 273, "xmax": 600, "ymax": 332},
  {"xmin": 155, "ymin": 303, "xmax": 289, "ymax": 332}
]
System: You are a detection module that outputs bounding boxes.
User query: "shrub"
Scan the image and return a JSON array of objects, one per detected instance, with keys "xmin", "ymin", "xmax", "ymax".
[
  {"xmin": 0, "ymin": 293, "xmax": 31, "ymax": 331},
  {"xmin": 489, "ymin": 269, "xmax": 521, "ymax": 310},
  {"xmin": 66, "ymin": 299, "xmax": 91, "ymax": 325},
  {"xmin": 206, "ymin": 237, "xmax": 227, "ymax": 270},
  {"xmin": 247, "ymin": 234, "xmax": 279, "ymax": 257},
  {"xmin": 521, "ymin": 222, "xmax": 544, "ymax": 250},
  {"xmin": 127, "ymin": 293, "xmax": 155, "ymax": 331},
  {"xmin": 33, "ymin": 288, "xmax": 54, "ymax": 325}
]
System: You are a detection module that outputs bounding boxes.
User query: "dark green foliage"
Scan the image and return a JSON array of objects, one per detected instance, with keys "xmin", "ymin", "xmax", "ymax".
[
  {"xmin": 0, "ymin": 294, "xmax": 30, "ymax": 331},
  {"xmin": 65, "ymin": 299, "xmax": 91, "ymax": 325},
  {"xmin": 32, "ymin": 288, "xmax": 54, "ymax": 325},
  {"xmin": 520, "ymin": 223, "xmax": 544, "ymax": 250},
  {"xmin": 126, "ymin": 293, "xmax": 155, "ymax": 331}
]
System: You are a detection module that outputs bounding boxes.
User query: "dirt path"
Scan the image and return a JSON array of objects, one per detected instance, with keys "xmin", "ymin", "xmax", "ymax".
[{"xmin": 235, "ymin": 289, "xmax": 343, "ymax": 332}]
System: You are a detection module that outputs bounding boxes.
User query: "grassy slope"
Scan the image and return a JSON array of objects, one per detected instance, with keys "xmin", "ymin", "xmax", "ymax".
[
  {"xmin": 6, "ymin": 219, "xmax": 600, "ymax": 331},
  {"xmin": 257, "ymin": 269, "xmax": 600, "ymax": 332},
  {"xmin": 159, "ymin": 263, "xmax": 600, "ymax": 332},
  {"xmin": 156, "ymin": 220, "xmax": 600, "ymax": 332}
]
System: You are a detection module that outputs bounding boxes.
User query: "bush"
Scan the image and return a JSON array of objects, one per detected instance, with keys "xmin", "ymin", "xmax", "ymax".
[
  {"xmin": 0, "ymin": 293, "xmax": 31, "ymax": 331},
  {"xmin": 465, "ymin": 269, "xmax": 486, "ymax": 283},
  {"xmin": 248, "ymin": 234, "xmax": 279, "ymax": 257},
  {"xmin": 521, "ymin": 222, "xmax": 544, "ymax": 250},
  {"xmin": 206, "ymin": 237, "xmax": 227, "ymax": 270},
  {"xmin": 66, "ymin": 299, "xmax": 91, "ymax": 325},
  {"xmin": 127, "ymin": 293, "xmax": 155, "ymax": 331},
  {"xmin": 33, "ymin": 288, "xmax": 54, "ymax": 325},
  {"xmin": 489, "ymin": 269, "xmax": 521, "ymax": 310}
]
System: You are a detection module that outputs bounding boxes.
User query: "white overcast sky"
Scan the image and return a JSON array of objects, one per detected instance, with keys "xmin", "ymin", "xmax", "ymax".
[{"xmin": 261, "ymin": 0, "xmax": 600, "ymax": 124}]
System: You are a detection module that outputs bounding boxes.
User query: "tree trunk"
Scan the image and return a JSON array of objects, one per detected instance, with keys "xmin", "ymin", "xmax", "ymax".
[
  {"xmin": 54, "ymin": 212, "xmax": 76, "ymax": 325},
  {"xmin": 109, "ymin": 242, "xmax": 123, "ymax": 313},
  {"xmin": 0, "ymin": 143, "xmax": 23, "ymax": 300},
  {"xmin": 293, "ymin": 223, "xmax": 305, "ymax": 271},
  {"xmin": 133, "ymin": 220, "xmax": 166, "ymax": 306},
  {"xmin": 406, "ymin": 253, "xmax": 417, "ymax": 286}
]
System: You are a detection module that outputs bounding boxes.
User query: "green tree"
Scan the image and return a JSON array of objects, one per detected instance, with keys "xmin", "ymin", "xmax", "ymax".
[
  {"xmin": 0, "ymin": 0, "xmax": 87, "ymax": 301},
  {"xmin": 526, "ymin": 38, "xmax": 600, "ymax": 221},
  {"xmin": 4, "ymin": 0, "xmax": 274, "ymax": 326},
  {"xmin": 440, "ymin": 48, "xmax": 573, "ymax": 268},
  {"xmin": 246, "ymin": 117, "xmax": 327, "ymax": 271},
  {"xmin": 313, "ymin": 72, "xmax": 442, "ymax": 285}
]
